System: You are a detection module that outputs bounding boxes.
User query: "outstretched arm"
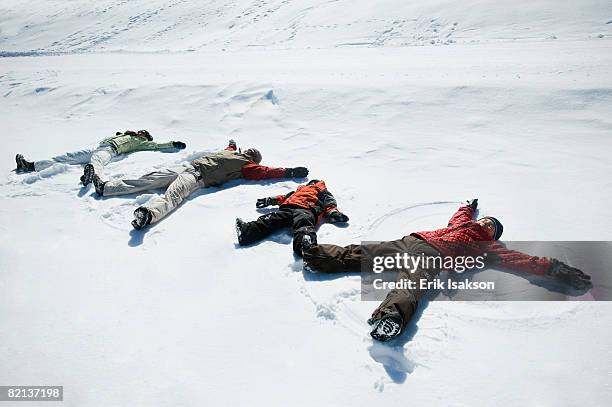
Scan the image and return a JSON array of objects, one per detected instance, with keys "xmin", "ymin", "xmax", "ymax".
[
  {"xmin": 275, "ymin": 191, "xmax": 295, "ymax": 205},
  {"xmin": 485, "ymin": 242, "xmax": 552, "ymax": 275},
  {"xmin": 318, "ymin": 187, "xmax": 338, "ymax": 216},
  {"xmin": 241, "ymin": 163, "xmax": 287, "ymax": 180},
  {"xmin": 256, "ymin": 191, "xmax": 295, "ymax": 208},
  {"xmin": 447, "ymin": 205, "xmax": 475, "ymax": 227},
  {"xmin": 139, "ymin": 141, "xmax": 184, "ymax": 151},
  {"xmin": 486, "ymin": 242, "xmax": 592, "ymax": 289},
  {"xmin": 318, "ymin": 186, "xmax": 349, "ymax": 223}
]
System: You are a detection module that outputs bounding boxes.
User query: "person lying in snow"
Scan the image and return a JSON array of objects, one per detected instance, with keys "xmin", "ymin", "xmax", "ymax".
[
  {"xmin": 15, "ymin": 130, "xmax": 185, "ymax": 185},
  {"xmin": 235, "ymin": 180, "xmax": 349, "ymax": 257},
  {"xmin": 301, "ymin": 199, "xmax": 593, "ymax": 342},
  {"xmin": 91, "ymin": 139, "xmax": 309, "ymax": 230}
]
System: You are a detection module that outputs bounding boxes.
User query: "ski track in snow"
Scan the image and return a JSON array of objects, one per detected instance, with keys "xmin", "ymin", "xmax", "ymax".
[{"xmin": 3, "ymin": 0, "xmax": 612, "ymax": 54}]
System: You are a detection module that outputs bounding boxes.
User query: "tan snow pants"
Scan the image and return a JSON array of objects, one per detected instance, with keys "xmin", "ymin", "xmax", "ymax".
[{"xmin": 103, "ymin": 165, "xmax": 204, "ymax": 224}]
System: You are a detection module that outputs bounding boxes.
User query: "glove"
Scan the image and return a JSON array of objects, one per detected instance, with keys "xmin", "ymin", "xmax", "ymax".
[
  {"xmin": 172, "ymin": 141, "xmax": 186, "ymax": 149},
  {"xmin": 285, "ymin": 167, "xmax": 309, "ymax": 178},
  {"xmin": 547, "ymin": 259, "xmax": 592, "ymax": 290},
  {"xmin": 327, "ymin": 209, "xmax": 349, "ymax": 223},
  {"xmin": 256, "ymin": 197, "xmax": 277, "ymax": 208},
  {"xmin": 466, "ymin": 198, "xmax": 478, "ymax": 211},
  {"xmin": 228, "ymin": 139, "xmax": 237, "ymax": 149}
]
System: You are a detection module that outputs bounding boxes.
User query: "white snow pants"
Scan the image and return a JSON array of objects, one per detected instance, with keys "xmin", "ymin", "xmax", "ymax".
[
  {"xmin": 102, "ymin": 165, "xmax": 203, "ymax": 224},
  {"xmin": 34, "ymin": 144, "xmax": 115, "ymax": 175}
]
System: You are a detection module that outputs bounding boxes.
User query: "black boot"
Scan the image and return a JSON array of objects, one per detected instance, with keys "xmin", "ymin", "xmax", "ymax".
[
  {"xmin": 131, "ymin": 207, "xmax": 152, "ymax": 230},
  {"xmin": 369, "ymin": 313, "xmax": 402, "ymax": 342},
  {"xmin": 81, "ymin": 163, "xmax": 95, "ymax": 186},
  {"xmin": 15, "ymin": 154, "xmax": 35, "ymax": 172},
  {"xmin": 235, "ymin": 218, "xmax": 247, "ymax": 245},
  {"xmin": 93, "ymin": 174, "xmax": 106, "ymax": 196},
  {"xmin": 300, "ymin": 234, "xmax": 314, "ymax": 256}
]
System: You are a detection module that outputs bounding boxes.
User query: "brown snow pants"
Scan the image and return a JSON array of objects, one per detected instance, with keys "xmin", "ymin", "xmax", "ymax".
[{"xmin": 303, "ymin": 236, "xmax": 441, "ymax": 329}]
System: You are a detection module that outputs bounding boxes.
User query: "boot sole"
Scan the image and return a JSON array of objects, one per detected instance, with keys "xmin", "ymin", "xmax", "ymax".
[
  {"xmin": 82, "ymin": 164, "xmax": 94, "ymax": 185},
  {"xmin": 370, "ymin": 317, "xmax": 401, "ymax": 342},
  {"xmin": 235, "ymin": 219, "xmax": 244, "ymax": 245}
]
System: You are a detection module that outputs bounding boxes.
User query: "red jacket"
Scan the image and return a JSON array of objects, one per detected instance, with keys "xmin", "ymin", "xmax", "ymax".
[
  {"xmin": 412, "ymin": 206, "xmax": 552, "ymax": 275},
  {"xmin": 276, "ymin": 180, "xmax": 338, "ymax": 221},
  {"xmin": 225, "ymin": 145, "xmax": 286, "ymax": 180}
]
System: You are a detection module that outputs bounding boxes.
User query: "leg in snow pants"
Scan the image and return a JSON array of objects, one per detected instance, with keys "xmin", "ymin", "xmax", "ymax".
[
  {"xmin": 303, "ymin": 236, "xmax": 441, "ymax": 330},
  {"xmin": 239, "ymin": 207, "xmax": 318, "ymax": 256},
  {"xmin": 102, "ymin": 165, "xmax": 203, "ymax": 225},
  {"xmin": 34, "ymin": 144, "xmax": 115, "ymax": 174}
]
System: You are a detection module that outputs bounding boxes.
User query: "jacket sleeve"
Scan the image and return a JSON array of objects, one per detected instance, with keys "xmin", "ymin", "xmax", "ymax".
[
  {"xmin": 276, "ymin": 191, "xmax": 294, "ymax": 205},
  {"xmin": 241, "ymin": 163, "xmax": 286, "ymax": 180},
  {"xmin": 318, "ymin": 188, "xmax": 338, "ymax": 216},
  {"xmin": 448, "ymin": 206, "xmax": 474, "ymax": 226},
  {"xmin": 485, "ymin": 242, "xmax": 552, "ymax": 275},
  {"xmin": 137, "ymin": 141, "xmax": 176, "ymax": 151}
]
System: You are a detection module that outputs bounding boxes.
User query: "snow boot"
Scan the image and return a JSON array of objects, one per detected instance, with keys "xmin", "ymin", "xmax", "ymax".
[
  {"xmin": 235, "ymin": 218, "xmax": 247, "ymax": 245},
  {"xmin": 81, "ymin": 163, "xmax": 95, "ymax": 186},
  {"xmin": 301, "ymin": 234, "xmax": 314, "ymax": 256},
  {"xmin": 131, "ymin": 207, "xmax": 152, "ymax": 230},
  {"xmin": 15, "ymin": 154, "xmax": 35, "ymax": 172},
  {"xmin": 369, "ymin": 314, "xmax": 402, "ymax": 342},
  {"xmin": 93, "ymin": 174, "xmax": 106, "ymax": 196}
]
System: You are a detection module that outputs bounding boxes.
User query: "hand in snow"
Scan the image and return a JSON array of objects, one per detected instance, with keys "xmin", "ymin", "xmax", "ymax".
[
  {"xmin": 172, "ymin": 141, "xmax": 187, "ymax": 149},
  {"xmin": 466, "ymin": 198, "xmax": 478, "ymax": 211},
  {"xmin": 256, "ymin": 197, "xmax": 277, "ymax": 208},
  {"xmin": 327, "ymin": 210, "xmax": 349, "ymax": 223},
  {"xmin": 547, "ymin": 259, "xmax": 592, "ymax": 290}
]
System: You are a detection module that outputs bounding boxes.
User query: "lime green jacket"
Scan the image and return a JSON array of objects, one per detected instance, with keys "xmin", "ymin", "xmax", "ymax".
[{"xmin": 102, "ymin": 134, "xmax": 175, "ymax": 155}]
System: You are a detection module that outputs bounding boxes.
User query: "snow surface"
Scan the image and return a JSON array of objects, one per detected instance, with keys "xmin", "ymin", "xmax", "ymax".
[{"xmin": 1, "ymin": 1, "xmax": 612, "ymax": 406}]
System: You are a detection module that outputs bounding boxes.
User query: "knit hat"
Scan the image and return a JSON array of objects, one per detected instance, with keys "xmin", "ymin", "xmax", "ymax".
[
  {"xmin": 244, "ymin": 148, "xmax": 262, "ymax": 164},
  {"xmin": 137, "ymin": 130, "xmax": 153, "ymax": 141}
]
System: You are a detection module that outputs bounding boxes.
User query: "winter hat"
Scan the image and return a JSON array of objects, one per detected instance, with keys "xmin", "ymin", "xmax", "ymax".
[
  {"xmin": 483, "ymin": 216, "xmax": 504, "ymax": 240},
  {"xmin": 137, "ymin": 130, "xmax": 153, "ymax": 141},
  {"xmin": 244, "ymin": 148, "xmax": 262, "ymax": 164}
]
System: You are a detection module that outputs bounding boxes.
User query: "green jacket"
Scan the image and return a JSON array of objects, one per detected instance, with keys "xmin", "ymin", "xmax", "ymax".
[{"xmin": 102, "ymin": 134, "xmax": 175, "ymax": 155}]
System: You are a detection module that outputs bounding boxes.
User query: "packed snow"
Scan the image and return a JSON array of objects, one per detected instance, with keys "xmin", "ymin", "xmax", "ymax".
[{"xmin": 1, "ymin": 1, "xmax": 612, "ymax": 406}]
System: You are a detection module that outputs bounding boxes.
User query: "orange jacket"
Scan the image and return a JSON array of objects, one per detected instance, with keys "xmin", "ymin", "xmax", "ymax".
[{"xmin": 275, "ymin": 180, "xmax": 337, "ymax": 218}]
